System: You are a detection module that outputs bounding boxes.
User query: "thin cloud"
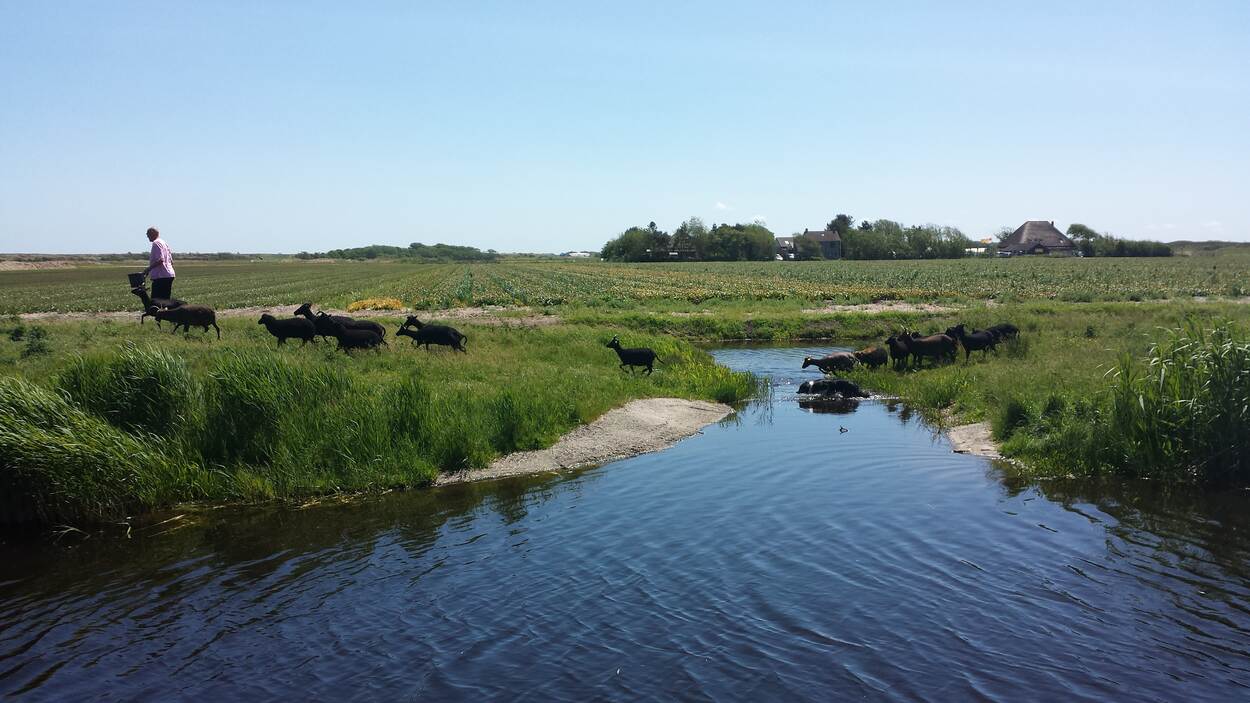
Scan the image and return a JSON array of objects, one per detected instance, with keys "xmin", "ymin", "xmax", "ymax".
[{"xmin": 715, "ymin": 201, "xmax": 730, "ymax": 210}]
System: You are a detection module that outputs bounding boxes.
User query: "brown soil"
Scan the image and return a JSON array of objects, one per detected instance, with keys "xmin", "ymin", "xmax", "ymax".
[
  {"xmin": 801, "ymin": 302, "xmax": 957, "ymax": 314},
  {"xmin": 19, "ymin": 305, "xmax": 560, "ymax": 327}
]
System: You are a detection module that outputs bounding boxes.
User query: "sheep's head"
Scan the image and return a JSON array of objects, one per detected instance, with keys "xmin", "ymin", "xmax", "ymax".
[
  {"xmin": 606, "ymin": 335, "xmax": 620, "ymax": 349},
  {"xmin": 259, "ymin": 314, "xmax": 274, "ymax": 324},
  {"xmin": 801, "ymin": 357, "xmax": 815, "ymax": 368},
  {"xmin": 295, "ymin": 302, "xmax": 313, "ymax": 316}
]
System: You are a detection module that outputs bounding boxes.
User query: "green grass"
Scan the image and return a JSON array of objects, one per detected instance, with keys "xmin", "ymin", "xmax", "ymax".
[
  {"xmin": 836, "ymin": 302, "xmax": 1250, "ymax": 484},
  {"xmin": 0, "ymin": 318, "xmax": 756, "ymax": 526},
  {"xmin": 2, "ymin": 254, "xmax": 1249, "ymax": 314}
]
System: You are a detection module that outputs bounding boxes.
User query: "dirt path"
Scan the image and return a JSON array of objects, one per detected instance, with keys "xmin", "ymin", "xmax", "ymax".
[
  {"xmin": 435, "ymin": 398, "xmax": 733, "ymax": 486},
  {"xmin": 18, "ymin": 305, "xmax": 560, "ymax": 327}
]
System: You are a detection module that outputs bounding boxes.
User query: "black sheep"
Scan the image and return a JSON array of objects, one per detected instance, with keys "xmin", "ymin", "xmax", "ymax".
[
  {"xmin": 258, "ymin": 313, "xmax": 317, "ymax": 346},
  {"xmin": 150, "ymin": 305, "xmax": 220, "ymax": 339},
  {"xmin": 885, "ymin": 334, "xmax": 911, "ymax": 370},
  {"xmin": 906, "ymin": 332, "xmax": 957, "ymax": 366},
  {"xmin": 801, "ymin": 352, "xmax": 857, "ymax": 375},
  {"xmin": 606, "ymin": 335, "xmax": 658, "ymax": 375},
  {"xmin": 987, "ymin": 322, "xmax": 1020, "ymax": 340},
  {"xmin": 294, "ymin": 303, "xmax": 386, "ymax": 340},
  {"xmin": 797, "ymin": 378, "xmax": 870, "ymax": 398},
  {"xmin": 398, "ymin": 317, "xmax": 467, "ymax": 352},
  {"xmin": 131, "ymin": 286, "xmax": 185, "ymax": 327},
  {"xmin": 945, "ymin": 324, "xmax": 999, "ymax": 361},
  {"xmin": 325, "ymin": 316, "xmax": 386, "ymax": 352}
]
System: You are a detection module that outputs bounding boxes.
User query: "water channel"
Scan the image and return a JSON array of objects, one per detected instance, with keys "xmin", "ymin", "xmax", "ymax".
[{"xmin": 2, "ymin": 346, "xmax": 1249, "ymax": 701}]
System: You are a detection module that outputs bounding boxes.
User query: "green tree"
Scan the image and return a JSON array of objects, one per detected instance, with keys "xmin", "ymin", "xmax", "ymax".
[
  {"xmin": 826, "ymin": 214, "xmax": 855, "ymax": 236},
  {"xmin": 795, "ymin": 235, "xmax": 823, "ymax": 260}
]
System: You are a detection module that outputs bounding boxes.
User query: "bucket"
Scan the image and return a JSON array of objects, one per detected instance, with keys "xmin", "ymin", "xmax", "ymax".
[{"xmin": 127, "ymin": 272, "xmax": 145, "ymax": 289}]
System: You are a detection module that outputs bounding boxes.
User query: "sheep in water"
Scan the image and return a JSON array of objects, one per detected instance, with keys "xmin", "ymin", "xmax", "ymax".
[
  {"xmin": 293, "ymin": 303, "xmax": 386, "ymax": 341},
  {"xmin": 802, "ymin": 352, "xmax": 857, "ymax": 375},
  {"xmin": 945, "ymin": 324, "xmax": 999, "ymax": 361},
  {"xmin": 797, "ymin": 378, "xmax": 870, "ymax": 398},
  {"xmin": 322, "ymin": 313, "xmax": 386, "ymax": 352},
  {"xmin": 149, "ymin": 305, "xmax": 220, "ymax": 339},
  {"xmin": 131, "ymin": 286, "xmax": 185, "ymax": 327},
  {"xmin": 852, "ymin": 346, "xmax": 889, "ymax": 370},
  {"xmin": 606, "ymin": 335, "xmax": 658, "ymax": 375},
  {"xmin": 397, "ymin": 317, "xmax": 467, "ymax": 352},
  {"xmin": 258, "ymin": 313, "xmax": 317, "ymax": 346}
]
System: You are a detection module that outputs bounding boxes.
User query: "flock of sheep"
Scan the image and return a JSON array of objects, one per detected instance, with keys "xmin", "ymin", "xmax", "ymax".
[
  {"xmin": 130, "ymin": 286, "xmax": 468, "ymax": 352},
  {"xmin": 798, "ymin": 321, "xmax": 1021, "ymax": 399}
]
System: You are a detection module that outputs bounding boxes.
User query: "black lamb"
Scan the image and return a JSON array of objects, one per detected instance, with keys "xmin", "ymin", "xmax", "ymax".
[
  {"xmin": 987, "ymin": 322, "xmax": 1020, "ymax": 340},
  {"xmin": 131, "ymin": 286, "xmax": 186, "ymax": 327},
  {"xmin": 258, "ymin": 313, "xmax": 317, "ymax": 346},
  {"xmin": 396, "ymin": 318, "xmax": 467, "ymax": 352},
  {"xmin": 606, "ymin": 335, "xmax": 658, "ymax": 375},
  {"xmin": 324, "ymin": 314, "xmax": 386, "ymax": 352},
  {"xmin": 150, "ymin": 305, "xmax": 220, "ymax": 339},
  {"xmin": 294, "ymin": 302, "xmax": 386, "ymax": 340}
]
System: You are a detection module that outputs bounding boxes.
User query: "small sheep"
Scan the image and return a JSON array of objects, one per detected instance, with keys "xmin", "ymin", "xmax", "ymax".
[
  {"xmin": 149, "ymin": 305, "xmax": 220, "ymax": 339},
  {"xmin": 258, "ymin": 314, "xmax": 317, "ymax": 346},
  {"xmin": 397, "ymin": 318, "xmax": 467, "ymax": 352},
  {"xmin": 131, "ymin": 286, "xmax": 185, "ymax": 327},
  {"xmin": 324, "ymin": 315, "xmax": 386, "ymax": 352},
  {"xmin": 606, "ymin": 335, "xmax": 658, "ymax": 375}
]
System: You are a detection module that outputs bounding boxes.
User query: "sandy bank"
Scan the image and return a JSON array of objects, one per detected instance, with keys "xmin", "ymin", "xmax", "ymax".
[
  {"xmin": 946, "ymin": 421, "xmax": 1001, "ymax": 460},
  {"xmin": 435, "ymin": 398, "xmax": 734, "ymax": 486}
]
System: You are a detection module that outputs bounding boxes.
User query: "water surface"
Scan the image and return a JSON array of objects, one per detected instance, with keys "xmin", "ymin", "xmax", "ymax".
[{"xmin": 2, "ymin": 346, "xmax": 1249, "ymax": 701}]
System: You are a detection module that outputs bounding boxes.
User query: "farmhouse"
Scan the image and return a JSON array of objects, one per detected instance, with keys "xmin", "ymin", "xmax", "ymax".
[
  {"xmin": 998, "ymin": 221, "xmax": 1076, "ymax": 256},
  {"xmin": 776, "ymin": 229, "xmax": 842, "ymax": 260}
]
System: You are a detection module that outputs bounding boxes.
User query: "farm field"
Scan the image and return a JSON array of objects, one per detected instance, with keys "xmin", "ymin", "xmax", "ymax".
[{"xmin": 1, "ymin": 255, "xmax": 1248, "ymax": 314}]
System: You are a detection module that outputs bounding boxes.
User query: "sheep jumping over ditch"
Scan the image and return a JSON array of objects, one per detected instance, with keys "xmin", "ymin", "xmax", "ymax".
[
  {"xmin": 149, "ymin": 305, "xmax": 220, "ymax": 339},
  {"xmin": 258, "ymin": 313, "xmax": 317, "ymax": 346},
  {"xmin": 607, "ymin": 335, "xmax": 658, "ymax": 375},
  {"xmin": 397, "ymin": 317, "xmax": 467, "ymax": 352},
  {"xmin": 801, "ymin": 352, "xmax": 857, "ymax": 375}
]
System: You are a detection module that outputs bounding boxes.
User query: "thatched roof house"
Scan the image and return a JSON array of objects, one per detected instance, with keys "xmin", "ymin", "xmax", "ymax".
[{"xmin": 999, "ymin": 221, "xmax": 1076, "ymax": 256}]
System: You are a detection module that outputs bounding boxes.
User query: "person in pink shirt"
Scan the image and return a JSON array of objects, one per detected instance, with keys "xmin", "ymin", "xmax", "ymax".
[{"xmin": 142, "ymin": 227, "xmax": 176, "ymax": 300}]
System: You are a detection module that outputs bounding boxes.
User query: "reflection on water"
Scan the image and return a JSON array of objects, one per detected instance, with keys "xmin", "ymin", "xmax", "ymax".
[{"xmin": 1, "ymin": 344, "xmax": 1248, "ymax": 701}]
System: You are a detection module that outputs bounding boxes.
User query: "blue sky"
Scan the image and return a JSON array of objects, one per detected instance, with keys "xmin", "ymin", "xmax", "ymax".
[{"xmin": 2, "ymin": 1, "xmax": 1247, "ymax": 254}]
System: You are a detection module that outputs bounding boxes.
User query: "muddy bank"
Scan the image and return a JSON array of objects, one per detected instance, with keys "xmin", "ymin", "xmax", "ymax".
[{"xmin": 436, "ymin": 398, "xmax": 734, "ymax": 486}]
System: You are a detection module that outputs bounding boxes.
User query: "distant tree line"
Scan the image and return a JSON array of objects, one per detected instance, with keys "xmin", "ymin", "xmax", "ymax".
[
  {"xmin": 601, "ymin": 219, "xmax": 777, "ymax": 262},
  {"xmin": 830, "ymin": 214, "xmax": 971, "ymax": 260},
  {"xmin": 1066, "ymin": 224, "xmax": 1172, "ymax": 257},
  {"xmin": 299, "ymin": 242, "xmax": 497, "ymax": 261}
]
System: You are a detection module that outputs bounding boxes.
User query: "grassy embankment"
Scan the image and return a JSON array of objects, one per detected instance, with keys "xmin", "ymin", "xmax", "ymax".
[
  {"xmin": 0, "ymin": 318, "xmax": 755, "ymax": 526},
  {"xmin": 3, "ymin": 256, "xmax": 1249, "ymax": 526}
]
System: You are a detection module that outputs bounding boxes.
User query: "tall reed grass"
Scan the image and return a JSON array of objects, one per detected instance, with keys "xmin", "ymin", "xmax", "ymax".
[{"xmin": 2, "ymin": 324, "xmax": 758, "ymax": 525}]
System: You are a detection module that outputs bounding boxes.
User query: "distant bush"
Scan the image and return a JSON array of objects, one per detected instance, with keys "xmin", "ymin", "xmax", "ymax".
[{"xmin": 302, "ymin": 242, "xmax": 497, "ymax": 262}]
